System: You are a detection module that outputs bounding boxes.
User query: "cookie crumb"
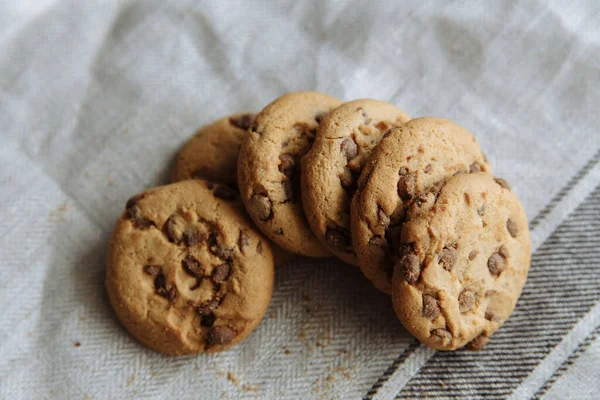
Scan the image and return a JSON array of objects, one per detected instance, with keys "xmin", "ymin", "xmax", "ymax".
[
  {"xmin": 227, "ymin": 372, "xmax": 238, "ymax": 384},
  {"xmin": 242, "ymin": 384, "xmax": 257, "ymax": 392},
  {"xmin": 127, "ymin": 373, "xmax": 135, "ymax": 386},
  {"xmin": 74, "ymin": 342, "xmax": 81, "ymax": 347}
]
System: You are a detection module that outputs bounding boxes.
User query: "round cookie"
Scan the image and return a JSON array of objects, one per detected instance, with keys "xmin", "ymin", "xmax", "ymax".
[
  {"xmin": 301, "ymin": 99, "xmax": 410, "ymax": 265},
  {"xmin": 391, "ymin": 172, "xmax": 531, "ymax": 350},
  {"xmin": 171, "ymin": 114, "xmax": 296, "ymax": 267},
  {"xmin": 106, "ymin": 179, "xmax": 275, "ymax": 355},
  {"xmin": 172, "ymin": 113, "xmax": 255, "ymax": 185},
  {"xmin": 351, "ymin": 117, "xmax": 491, "ymax": 293},
  {"xmin": 238, "ymin": 91, "xmax": 342, "ymax": 257}
]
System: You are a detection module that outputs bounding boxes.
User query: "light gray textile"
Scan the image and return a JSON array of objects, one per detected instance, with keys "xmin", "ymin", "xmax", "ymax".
[{"xmin": 0, "ymin": 1, "xmax": 599, "ymax": 399}]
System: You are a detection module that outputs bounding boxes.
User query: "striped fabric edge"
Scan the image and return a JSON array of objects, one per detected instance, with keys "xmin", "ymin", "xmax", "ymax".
[
  {"xmin": 531, "ymin": 325, "xmax": 600, "ymax": 400},
  {"xmin": 529, "ymin": 148, "xmax": 600, "ymax": 230},
  {"xmin": 364, "ymin": 340, "xmax": 421, "ymax": 400},
  {"xmin": 363, "ymin": 149, "xmax": 600, "ymax": 400},
  {"xmin": 394, "ymin": 183, "xmax": 600, "ymax": 399}
]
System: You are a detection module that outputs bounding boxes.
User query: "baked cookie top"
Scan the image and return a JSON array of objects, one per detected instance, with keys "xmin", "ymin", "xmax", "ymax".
[
  {"xmin": 237, "ymin": 91, "xmax": 341, "ymax": 257},
  {"xmin": 392, "ymin": 172, "xmax": 531, "ymax": 350},
  {"xmin": 301, "ymin": 99, "xmax": 410, "ymax": 265},
  {"xmin": 106, "ymin": 179, "xmax": 274, "ymax": 355},
  {"xmin": 351, "ymin": 117, "xmax": 491, "ymax": 293},
  {"xmin": 172, "ymin": 113, "xmax": 255, "ymax": 185}
]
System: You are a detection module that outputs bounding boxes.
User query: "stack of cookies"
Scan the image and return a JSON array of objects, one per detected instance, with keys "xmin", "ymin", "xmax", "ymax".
[{"xmin": 106, "ymin": 91, "xmax": 531, "ymax": 355}]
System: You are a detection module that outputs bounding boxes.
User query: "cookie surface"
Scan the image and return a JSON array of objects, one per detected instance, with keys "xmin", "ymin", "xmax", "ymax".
[
  {"xmin": 171, "ymin": 114, "xmax": 295, "ymax": 267},
  {"xmin": 391, "ymin": 172, "xmax": 531, "ymax": 350},
  {"xmin": 238, "ymin": 91, "xmax": 342, "ymax": 257},
  {"xmin": 351, "ymin": 117, "xmax": 491, "ymax": 293},
  {"xmin": 106, "ymin": 180, "xmax": 274, "ymax": 355},
  {"xmin": 301, "ymin": 99, "xmax": 410, "ymax": 265},
  {"xmin": 172, "ymin": 113, "xmax": 255, "ymax": 185}
]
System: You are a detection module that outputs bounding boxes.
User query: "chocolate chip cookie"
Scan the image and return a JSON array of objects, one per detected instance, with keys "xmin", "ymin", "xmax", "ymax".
[
  {"xmin": 351, "ymin": 117, "xmax": 491, "ymax": 293},
  {"xmin": 391, "ymin": 172, "xmax": 531, "ymax": 350},
  {"xmin": 172, "ymin": 113, "xmax": 255, "ymax": 185},
  {"xmin": 171, "ymin": 113, "xmax": 295, "ymax": 267},
  {"xmin": 237, "ymin": 91, "xmax": 341, "ymax": 257},
  {"xmin": 301, "ymin": 99, "xmax": 410, "ymax": 265},
  {"xmin": 106, "ymin": 179, "xmax": 275, "ymax": 355}
]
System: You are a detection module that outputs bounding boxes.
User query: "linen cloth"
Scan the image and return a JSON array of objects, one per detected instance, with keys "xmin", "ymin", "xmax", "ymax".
[{"xmin": 1, "ymin": 1, "xmax": 599, "ymax": 399}]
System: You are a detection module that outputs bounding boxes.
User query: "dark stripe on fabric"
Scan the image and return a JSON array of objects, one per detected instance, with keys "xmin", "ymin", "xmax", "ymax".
[
  {"xmin": 395, "ymin": 183, "xmax": 600, "ymax": 399},
  {"xmin": 528, "ymin": 148, "xmax": 600, "ymax": 230},
  {"xmin": 531, "ymin": 325, "xmax": 600, "ymax": 400},
  {"xmin": 363, "ymin": 339, "xmax": 421, "ymax": 400}
]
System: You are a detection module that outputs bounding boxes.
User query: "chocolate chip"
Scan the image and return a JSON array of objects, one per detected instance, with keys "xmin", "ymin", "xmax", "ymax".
[
  {"xmin": 431, "ymin": 328, "xmax": 452, "ymax": 342},
  {"xmin": 325, "ymin": 226, "xmax": 351, "ymax": 252},
  {"xmin": 485, "ymin": 310, "xmax": 499, "ymax": 322},
  {"xmin": 208, "ymin": 233, "xmax": 232, "ymax": 260},
  {"xmin": 397, "ymin": 168, "xmax": 416, "ymax": 200},
  {"xmin": 422, "ymin": 294, "xmax": 440, "ymax": 319},
  {"xmin": 399, "ymin": 253, "xmax": 421, "ymax": 284},
  {"xmin": 468, "ymin": 250, "xmax": 479, "ymax": 260},
  {"xmin": 183, "ymin": 228, "xmax": 204, "ymax": 246},
  {"xmin": 249, "ymin": 191, "xmax": 272, "ymax": 221},
  {"xmin": 154, "ymin": 273, "xmax": 166, "ymax": 291},
  {"xmin": 207, "ymin": 326, "xmax": 236, "ymax": 346},
  {"xmin": 507, "ymin": 219, "xmax": 518, "ymax": 237},
  {"xmin": 182, "ymin": 255, "xmax": 204, "ymax": 278},
  {"xmin": 357, "ymin": 168, "xmax": 373, "ymax": 192},
  {"xmin": 126, "ymin": 193, "xmax": 145, "ymax": 210},
  {"xmin": 213, "ymin": 185, "xmax": 237, "ymax": 201},
  {"xmin": 377, "ymin": 206, "xmax": 390, "ymax": 227},
  {"xmin": 375, "ymin": 121, "xmax": 390, "ymax": 132},
  {"xmin": 358, "ymin": 107, "xmax": 371, "ymax": 124},
  {"xmin": 229, "ymin": 113, "xmax": 254, "ymax": 130},
  {"xmin": 494, "ymin": 177, "xmax": 511, "ymax": 190},
  {"xmin": 143, "ymin": 265, "xmax": 161, "ymax": 276},
  {"xmin": 197, "ymin": 299, "xmax": 219, "ymax": 316},
  {"xmin": 238, "ymin": 230, "xmax": 250, "ymax": 253},
  {"xmin": 499, "ymin": 245, "xmax": 510, "ymax": 258},
  {"xmin": 488, "ymin": 252, "xmax": 506, "ymax": 276},
  {"xmin": 155, "ymin": 274, "xmax": 177, "ymax": 301},
  {"xmin": 212, "ymin": 263, "xmax": 231, "ymax": 282},
  {"xmin": 439, "ymin": 246, "xmax": 458, "ymax": 271},
  {"xmin": 458, "ymin": 290, "xmax": 476, "ymax": 313},
  {"xmin": 279, "ymin": 154, "xmax": 296, "ymax": 178},
  {"xmin": 466, "ymin": 334, "xmax": 489, "ymax": 351},
  {"xmin": 469, "ymin": 162, "xmax": 482, "ymax": 173},
  {"xmin": 200, "ymin": 313, "xmax": 215, "ymax": 327},
  {"xmin": 424, "ymin": 164, "xmax": 433, "ymax": 173},
  {"xmin": 340, "ymin": 138, "xmax": 358, "ymax": 161},
  {"xmin": 274, "ymin": 227, "xmax": 284, "ymax": 235},
  {"xmin": 282, "ymin": 180, "xmax": 294, "ymax": 202},
  {"xmin": 164, "ymin": 215, "xmax": 183, "ymax": 243},
  {"xmin": 127, "ymin": 206, "xmax": 155, "ymax": 229}
]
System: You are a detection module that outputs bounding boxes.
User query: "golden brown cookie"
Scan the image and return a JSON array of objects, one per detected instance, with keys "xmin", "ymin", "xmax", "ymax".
[
  {"xmin": 392, "ymin": 172, "xmax": 531, "ymax": 350},
  {"xmin": 171, "ymin": 114, "xmax": 295, "ymax": 267},
  {"xmin": 301, "ymin": 99, "xmax": 410, "ymax": 265},
  {"xmin": 172, "ymin": 113, "xmax": 255, "ymax": 185},
  {"xmin": 106, "ymin": 180, "xmax": 274, "ymax": 355},
  {"xmin": 351, "ymin": 117, "xmax": 491, "ymax": 293},
  {"xmin": 237, "ymin": 91, "xmax": 342, "ymax": 257}
]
